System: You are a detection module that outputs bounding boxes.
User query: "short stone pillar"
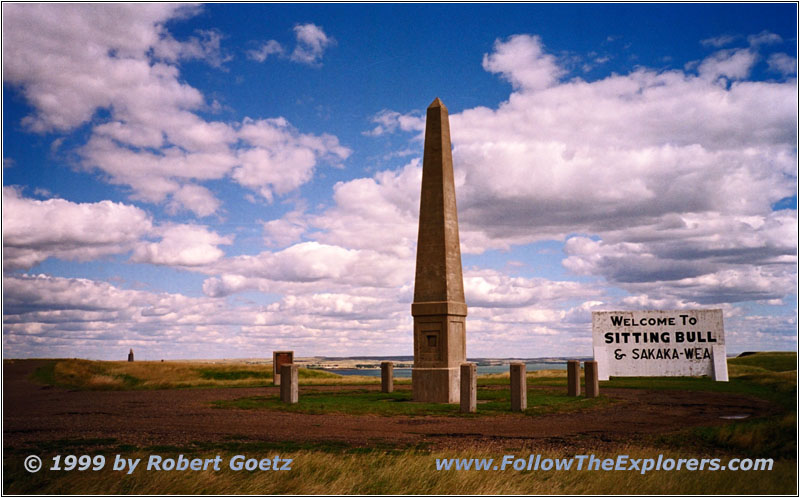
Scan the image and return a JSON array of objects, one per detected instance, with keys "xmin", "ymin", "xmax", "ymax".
[
  {"xmin": 584, "ymin": 360, "xmax": 600, "ymax": 398},
  {"xmin": 460, "ymin": 363, "xmax": 477, "ymax": 413},
  {"xmin": 280, "ymin": 364, "xmax": 298, "ymax": 404},
  {"xmin": 381, "ymin": 361, "xmax": 394, "ymax": 393},
  {"xmin": 273, "ymin": 351, "xmax": 294, "ymax": 386},
  {"xmin": 510, "ymin": 362, "xmax": 527, "ymax": 412},
  {"xmin": 567, "ymin": 360, "xmax": 580, "ymax": 396},
  {"xmin": 127, "ymin": 349, "xmax": 134, "ymax": 362}
]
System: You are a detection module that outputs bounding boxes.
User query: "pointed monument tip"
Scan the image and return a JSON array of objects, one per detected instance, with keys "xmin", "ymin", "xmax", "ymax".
[{"xmin": 428, "ymin": 97, "xmax": 447, "ymax": 110}]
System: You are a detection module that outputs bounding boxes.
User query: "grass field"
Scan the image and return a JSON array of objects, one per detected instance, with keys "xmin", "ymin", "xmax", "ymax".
[
  {"xmin": 212, "ymin": 387, "xmax": 611, "ymax": 417},
  {"xmin": 7, "ymin": 352, "xmax": 796, "ymax": 494},
  {"xmin": 26, "ymin": 358, "xmax": 383, "ymax": 390}
]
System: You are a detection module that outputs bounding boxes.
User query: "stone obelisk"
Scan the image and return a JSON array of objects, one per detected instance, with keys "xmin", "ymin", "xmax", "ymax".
[{"xmin": 411, "ymin": 98, "xmax": 467, "ymax": 403}]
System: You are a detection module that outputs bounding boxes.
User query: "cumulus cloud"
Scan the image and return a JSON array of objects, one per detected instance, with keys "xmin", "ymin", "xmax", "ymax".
[
  {"xmin": 2, "ymin": 3, "xmax": 204, "ymax": 132},
  {"xmin": 3, "ymin": 188, "xmax": 236, "ymax": 271},
  {"xmin": 697, "ymin": 48, "xmax": 758, "ymax": 81},
  {"xmin": 482, "ymin": 34, "xmax": 564, "ymax": 91},
  {"xmin": 315, "ymin": 31, "xmax": 797, "ymax": 312},
  {"xmin": 3, "ymin": 5, "xmax": 349, "ymax": 216},
  {"xmin": 363, "ymin": 110, "xmax": 425, "ymax": 137},
  {"xmin": 747, "ymin": 30, "xmax": 782, "ymax": 46},
  {"xmin": 234, "ymin": 118, "xmax": 351, "ymax": 201},
  {"xmin": 2, "ymin": 273, "xmax": 253, "ymax": 359},
  {"xmin": 2, "ymin": 187, "xmax": 152, "ymax": 270},
  {"xmin": 263, "ymin": 205, "xmax": 308, "ymax": 248},
  {"xmin": 201, "ymin": 240, "xmax": 412, "ymax": 298},
  {"xmin": 290, "ymin": 23, "xmax": 335, "ymax": 65},
  {"xmin": 701, "ymin": 34, "xmax": 739, "ymax": 48},
  {"xmin": 767, "ymin": 53, "xmax": 797, "ymax": 76},
  {"xmin": 3, "ymin": 22, "xmax": 796, "ymax": 359},
  {"xmin": 246, "ymin": 24, "xmax": 333, "ymax": 66},
  {"xmin": 562, "ymin": 210, "xmax": 797, "ymax": 303},
  {"xmin": 132, "ymin": 224, "xmax": 233, "ymax": 267},
  {"xmin": 246, "ymin": 40, "xmax": 284, "ymax": 62},
  {"xmin": 309, "ymin": 160, "xmax": 422, "ymax": 257},
  {"xmin": 155, "ymin": 28, "xmax": 232, "ymax": 68},
  {"xmin": 166, "ymin": 184, "xmax": 222, "ymax": 218}
]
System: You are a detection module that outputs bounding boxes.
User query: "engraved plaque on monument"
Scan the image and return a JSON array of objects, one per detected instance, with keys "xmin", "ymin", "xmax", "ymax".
[{"xmin": 411, "ymin": 98, "xmax": 468, "ymax": 403}]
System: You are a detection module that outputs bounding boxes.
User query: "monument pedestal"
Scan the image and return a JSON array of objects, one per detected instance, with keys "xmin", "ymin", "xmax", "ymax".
[
  {"xmin": 412, "ymin": 367, "xmax": 460, "ymax": 403},
  {"xmin": 411, "ymin": 302, "xmax": 466, "ymax": 404}
]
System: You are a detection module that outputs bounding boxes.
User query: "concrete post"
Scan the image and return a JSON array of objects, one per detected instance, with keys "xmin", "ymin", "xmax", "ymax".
[
  {"xmin": 460, "ymin": 363, "xmax": 476, "ymax": 413},
  {"xmin": 280, "ymin": 364, "xmax": 298, "ymax": 404},
  {"xmin": 567, "ymin": 360, "xmax": 580, "ymax": 396},
  {"xmin": 585, "ymin": 360, "xmax": 600, "ymax": 398},
  {"xmin": 510, "ymin": 362, "xmax": 527, "ymax": 412},
  {"xmin": 381, "ymin": 361, "xmax": 394, "ymax": 393}
]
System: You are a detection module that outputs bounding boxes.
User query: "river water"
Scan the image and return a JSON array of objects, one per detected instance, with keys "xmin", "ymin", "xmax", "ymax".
[{"xmin": 320, "ymin": 361, "xmax": 567, "ymax": 378}]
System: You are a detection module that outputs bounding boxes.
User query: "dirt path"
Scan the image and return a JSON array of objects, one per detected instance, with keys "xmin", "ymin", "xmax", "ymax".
[{"xmin": 3, "ymin": 360, "xmax": 776, "ymax": 452}]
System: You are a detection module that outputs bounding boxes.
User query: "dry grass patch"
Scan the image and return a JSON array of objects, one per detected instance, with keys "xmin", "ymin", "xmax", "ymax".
[
  {"xmin": 32, "ymin": 359, "xmax": 387, "ymax": 390},
  {"xmin": 5, "ymin": 448, "xmax": 794, "ymax": 494}
]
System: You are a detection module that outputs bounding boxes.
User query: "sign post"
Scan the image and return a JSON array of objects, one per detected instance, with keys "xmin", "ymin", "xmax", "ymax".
[{"xmin": 592, "ymin": 310, "xmax": 727, "ymax": 382}]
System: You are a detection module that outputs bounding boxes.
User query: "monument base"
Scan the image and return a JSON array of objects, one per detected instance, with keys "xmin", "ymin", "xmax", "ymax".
[{"xmin": 412, "ymin": 367, "xmax": 460, "ymax": 403}]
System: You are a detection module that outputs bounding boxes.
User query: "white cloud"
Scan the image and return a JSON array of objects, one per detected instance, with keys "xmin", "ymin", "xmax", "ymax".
[
  {"xmin": 3, "ymin": 22, "xmax": 796, "ymax": 359},
  {"xmin": 290, "ymin": 23, "xmax": 334, "ymax": 65},
  {"xmin": 2, "ymin": 187, "xmax": 152, "ymax": 270},
  {"xmin": 363, "ymin": 110, "xmax": 425, "ymax": 137},
  {"xmin": 309, "ymin": 160, "xmax": 422, "ymax": 258},
  {"xmin": 697, "ymin": 48, "xmax": 758, "ymax": 81},
  {"xmin": 280, "ymin": 31, "xmax": 797, "ymax": 311},
  {"xmin": 2, "ymin": 3, "xmax": 205, "ymax": 132},
  {"xmin": 247, "ymin": 40, "xmax": 284, "ymax": 62},
  {"xmin": 562, "ymin": 210, "xmax": 797, "ymax": 303},
  {"xmin": 263, "ymin": 205, "xmax": 308, "ymax": 248},
  {"xmin": 464, "ymin": 268, "xmax": 596, "ymax": 309},
  {"xmin": 3, "ymin": 273, "xmax": 254, "ymax": 359},
  {"xmin": 3, "ymin": 188, "xmax": 238, "ymax": 271},
  {"xmin": 245, "ymin": 24, "xmax": 333, "ymax": 66},
  {"xmin": 701, "ymin": 34, "xmax": 739, "ymax": 48},
  {"xmin": 166, "ymin": 184, "xmax": 222, "ymax": 218},
  {"xmin": 250, "ymin": 29, "xmax": 796, "ymax": 316},
  {"xmin": 482, "ymin": 34, "xmax": 564, "ymax": 91},
  {"xmin": 202, "ymin": 240, "xmax": 411, "ymax": 296},
  {"xmin": 747, "ymin": 30, "xmax": 782, "ymax": 46},
  {"xmin": 234, "ymin": 118, "xmax": 351, "ymax": 201},
  {"xmin": 132, "ymin": 224, "xmax": 233, "ymax": 267},
  {"xmin": 155, "ymin": 28, "xmax": 232, "ymax": 68},
  {"xmin": 767, "ymin": 53, "xmax": 797, "ymax": 76},
  {"xmin": 3, "ymin": 5, "xmax": 348, "ymax": 216}
]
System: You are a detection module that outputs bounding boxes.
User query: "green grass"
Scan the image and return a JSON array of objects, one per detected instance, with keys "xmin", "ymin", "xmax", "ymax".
[
  {"xmin": 29, "ymin": 360, "xmax": 57, "ymax": 385},
  {"xmin": 213, "ymin": 387, "xmax": 610, "ymax": 417},
  {"xmin": 601, "ymin": 352, "xmax": 797, "ymax": 407},
  {"xmin": 729, "ymin": 352, "xmax": 796, "ymax": 372},
  {"xmin": 196, "ymin": 369, "xmax": 272, "ymax": 381},
  {"xmin": 637, "ymin": 352, "xmax": 797, "ymax": 460}
]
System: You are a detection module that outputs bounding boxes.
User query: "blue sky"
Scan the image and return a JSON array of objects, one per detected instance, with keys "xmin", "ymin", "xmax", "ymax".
[{"xmin": 3, "ymin": 3, "xmax": 797, "ymax": 360}]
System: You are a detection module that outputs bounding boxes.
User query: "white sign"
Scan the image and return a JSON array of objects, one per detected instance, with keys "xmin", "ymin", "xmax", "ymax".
[{"xmin": 592, "ymin": 309, "xmax": 727, "ymax": 382}]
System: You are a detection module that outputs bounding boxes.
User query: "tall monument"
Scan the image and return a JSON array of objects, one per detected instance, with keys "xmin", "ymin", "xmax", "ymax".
[{"xmin": 411, "ymin": 98, "xmax": 467, "ymax": 403}]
